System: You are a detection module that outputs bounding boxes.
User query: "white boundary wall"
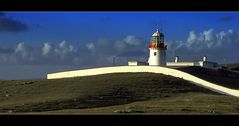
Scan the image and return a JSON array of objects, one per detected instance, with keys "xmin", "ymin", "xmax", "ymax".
[
  {"xmin": 167, "ymin": 62, "xmax": 194, "ymax": 67},
  {"xmin": 47, "ymin": 66, "xmax": 239, "ymax": 98}
]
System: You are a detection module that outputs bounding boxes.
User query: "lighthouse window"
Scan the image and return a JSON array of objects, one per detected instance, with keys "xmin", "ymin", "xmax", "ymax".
[{"xmin": 154, "ymin": 52, "xmax": 157, "ymax": 56}]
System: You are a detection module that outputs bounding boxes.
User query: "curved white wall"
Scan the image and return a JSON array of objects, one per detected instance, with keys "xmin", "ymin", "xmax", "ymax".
[{"xmin": 47, "ymin": 66, "xmax": 239, "ymax": 98}]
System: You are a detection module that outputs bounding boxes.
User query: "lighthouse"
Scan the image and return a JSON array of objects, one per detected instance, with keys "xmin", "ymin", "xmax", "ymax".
[{"xmin": 148, "ymin": 29, "xmax": 167, "ymax": 66}]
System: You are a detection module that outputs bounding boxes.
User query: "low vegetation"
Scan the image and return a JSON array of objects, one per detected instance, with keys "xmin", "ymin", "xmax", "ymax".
[
  {"xmin": 177, "ymin": 66, "xmax": 239, "ymax": 90},
  {"xmin": 0, "ymin": 72, "xmax": 238, "ymax": 114}
]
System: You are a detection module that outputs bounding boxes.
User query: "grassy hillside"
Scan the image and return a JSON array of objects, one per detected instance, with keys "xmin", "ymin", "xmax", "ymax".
[
  {"xmin": 223, "ymin": 63, "xmax": 239, "ymax": 71},
  {"xmin": 46, "ymin": 93, "xmax": 239, "ymax": 114},
  {"xmin": 0, "ymin": 72, "xmax": 239, "ymax": 114},
  {"xmin": 177, "ymin": 66, "xmax": 239, "ymax": 90}
]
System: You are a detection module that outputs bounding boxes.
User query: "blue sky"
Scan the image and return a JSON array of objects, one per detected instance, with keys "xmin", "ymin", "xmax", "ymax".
[
  {"xmin": 0, "ymin": 12, "xmax": 239, "ymax": 79},
  {"xmin": 3, "ymin": 12, "xmax": 239, "ymax": 45}
]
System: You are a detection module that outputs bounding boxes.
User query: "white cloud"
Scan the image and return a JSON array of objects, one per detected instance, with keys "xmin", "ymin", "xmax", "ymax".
[
  {"xmin": 203, "ymin": 29, "xmax": 214, "ymax": 41},
  {"xmin": 1, "ymin": 30, "xmax": 239, "ymax": 66},
  {"xmin": 15, "ymin": 42, "xmax": 28, "ymax": 59},
  {"xmin": 228, "ymin": 29, "xmax": 233, "ymax": 33},
  {"xmin": 124, "ymin": 35, "xmax": 141, "ymax": 46},
  {"xmin": 42, "ymin": 42, "xmax": 52, "ymax": 56},
  {"xmin": 1, "ymin": 30, "xmax": 239, "ymax": 80},
  {"xmin": 187, "ymin": 31, "xmax": 197, "ymax": 44},
  {"xmin": 86, "ymin": 43, "xmax": 95, "ymax": 50},
  {"xmin": 54, "ymin": 40, "xmax": 77, "ymax": 58},
  {"xmin": 3, "ymin": 30, "xmax": 238, "ymax": 66},
  {"xmin": 59, "ymin": 40, "xmax": 66, "ymax": 48},
  {"xmin": 203, "ymin": 28, "xmax": 215, "ymax": 48},
  {"xmin": 168, "ymin": 28, "xmax": 239, "ymax": 63},
  {"xmin": 69, "ymin": 45, "xmax": 75, "ymax": 52},
  {"xmin": 114, "ymin": 40, "xmax": 126, "ymax": 52},
  {"xmin": 182, "ymin": 28, "xmax": 238, "ymax": 50}
]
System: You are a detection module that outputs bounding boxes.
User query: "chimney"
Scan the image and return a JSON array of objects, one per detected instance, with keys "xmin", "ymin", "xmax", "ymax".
[
  {"xmin": 203, "ymin": 56, "xmax": 207, "ymax": 61},
  {"xmin": 175, "ymin": 56, "xmax": 179, "ymax": 63}
]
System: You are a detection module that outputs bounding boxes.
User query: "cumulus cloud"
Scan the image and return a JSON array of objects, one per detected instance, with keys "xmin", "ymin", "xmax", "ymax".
[
  {"xmin": 1, "ymin": 30, "xmax": 239, "ymax": 80},
  {"xmin": 54, "ymin": 40, "xmax": 77, "ymax": 56},
  {"xmin": 114, "ymin": 40, "xmax": 127, "ymax": 52},
  {"xmin": 124, "ymin": 35, "xmax": 141, "ymax": 46},
  {"xmin": 0, "ymin": 13, "xmax": 29, "ymax": 33},
  {"xmin": 0, "ymin": 35, "xmax": 146, "ymax": 66},
  {"xmin": 42, "ymin": 42, "xmax": 52, "ymax": 56},
  {"xmin": 15, "ymin": 42, "xmax": 28, "ymax": 58},
  {"xmin": 172, "ymin": 29, "xmax": 236, "ymax": 51},
  {"xmin": 168, "ymin": 28, "xmax": 239, "ymax": 63},
  {"xmin": 86, "ymin": 42, "xmax": 95, "ymax": 50},
  {"xmin": 1, "ymin": 29, "xmax": 239, "ymax": 68},
  {"xmin": 187, "ymin": 31, "xmax": 198, "ymax": 46}
]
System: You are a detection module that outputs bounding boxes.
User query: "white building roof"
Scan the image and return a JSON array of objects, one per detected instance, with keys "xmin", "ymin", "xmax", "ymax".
[{"xmin": 152, "ymin": 29, "xmax": 160, "ymax": 37}]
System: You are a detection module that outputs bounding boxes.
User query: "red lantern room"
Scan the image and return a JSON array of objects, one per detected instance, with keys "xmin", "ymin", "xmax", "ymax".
[{"xmin": 148, "ymin": 29, "xmax": 167, "ymax": 50}]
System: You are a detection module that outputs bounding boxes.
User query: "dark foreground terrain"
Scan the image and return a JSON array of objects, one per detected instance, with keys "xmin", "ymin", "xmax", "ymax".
[
  {"xmin": 177, "ymin": 66, "xmax": 239, "ymax": 90},
  {"xmin": 0, "ymin": 72, "xmax": 239, "ymax": 114},
  {"xmin": 223, "ymin": 63, "xmax": 239, "ymax": 71}
]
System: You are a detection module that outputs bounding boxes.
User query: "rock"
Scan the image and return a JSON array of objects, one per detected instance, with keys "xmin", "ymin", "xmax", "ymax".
[
  {"xmin": 114, "ymin": 110, "xmax": 122, "ymax": 113},
  {"xmin": 8, "ymin": 110, "xmax": 13, "ymax": 113},
  {"xmin": 114, "ymin": 109, "xmax": 144, "ymax": 113}
]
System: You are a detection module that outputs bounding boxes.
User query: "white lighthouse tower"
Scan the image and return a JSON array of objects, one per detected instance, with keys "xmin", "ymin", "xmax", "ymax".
[{"xmin": 148, "ymin": 29, "xmax": 167, "ymax": 66}]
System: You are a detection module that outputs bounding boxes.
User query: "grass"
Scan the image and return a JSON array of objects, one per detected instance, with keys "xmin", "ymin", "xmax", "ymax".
[
  {"xmin": 222, "ymin": 63, "xmax": 239, "ymax": 71},
  {"xmin": 0, "ymin": 72, "xmax": 239, "ymax": 114},
  {"xmin": 44, "ymin": 93, "xmax": 239, "ymax": 114},
  {"xmin": 176, "ymin": 66, "xmax": 239, "ymax": 90}
]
